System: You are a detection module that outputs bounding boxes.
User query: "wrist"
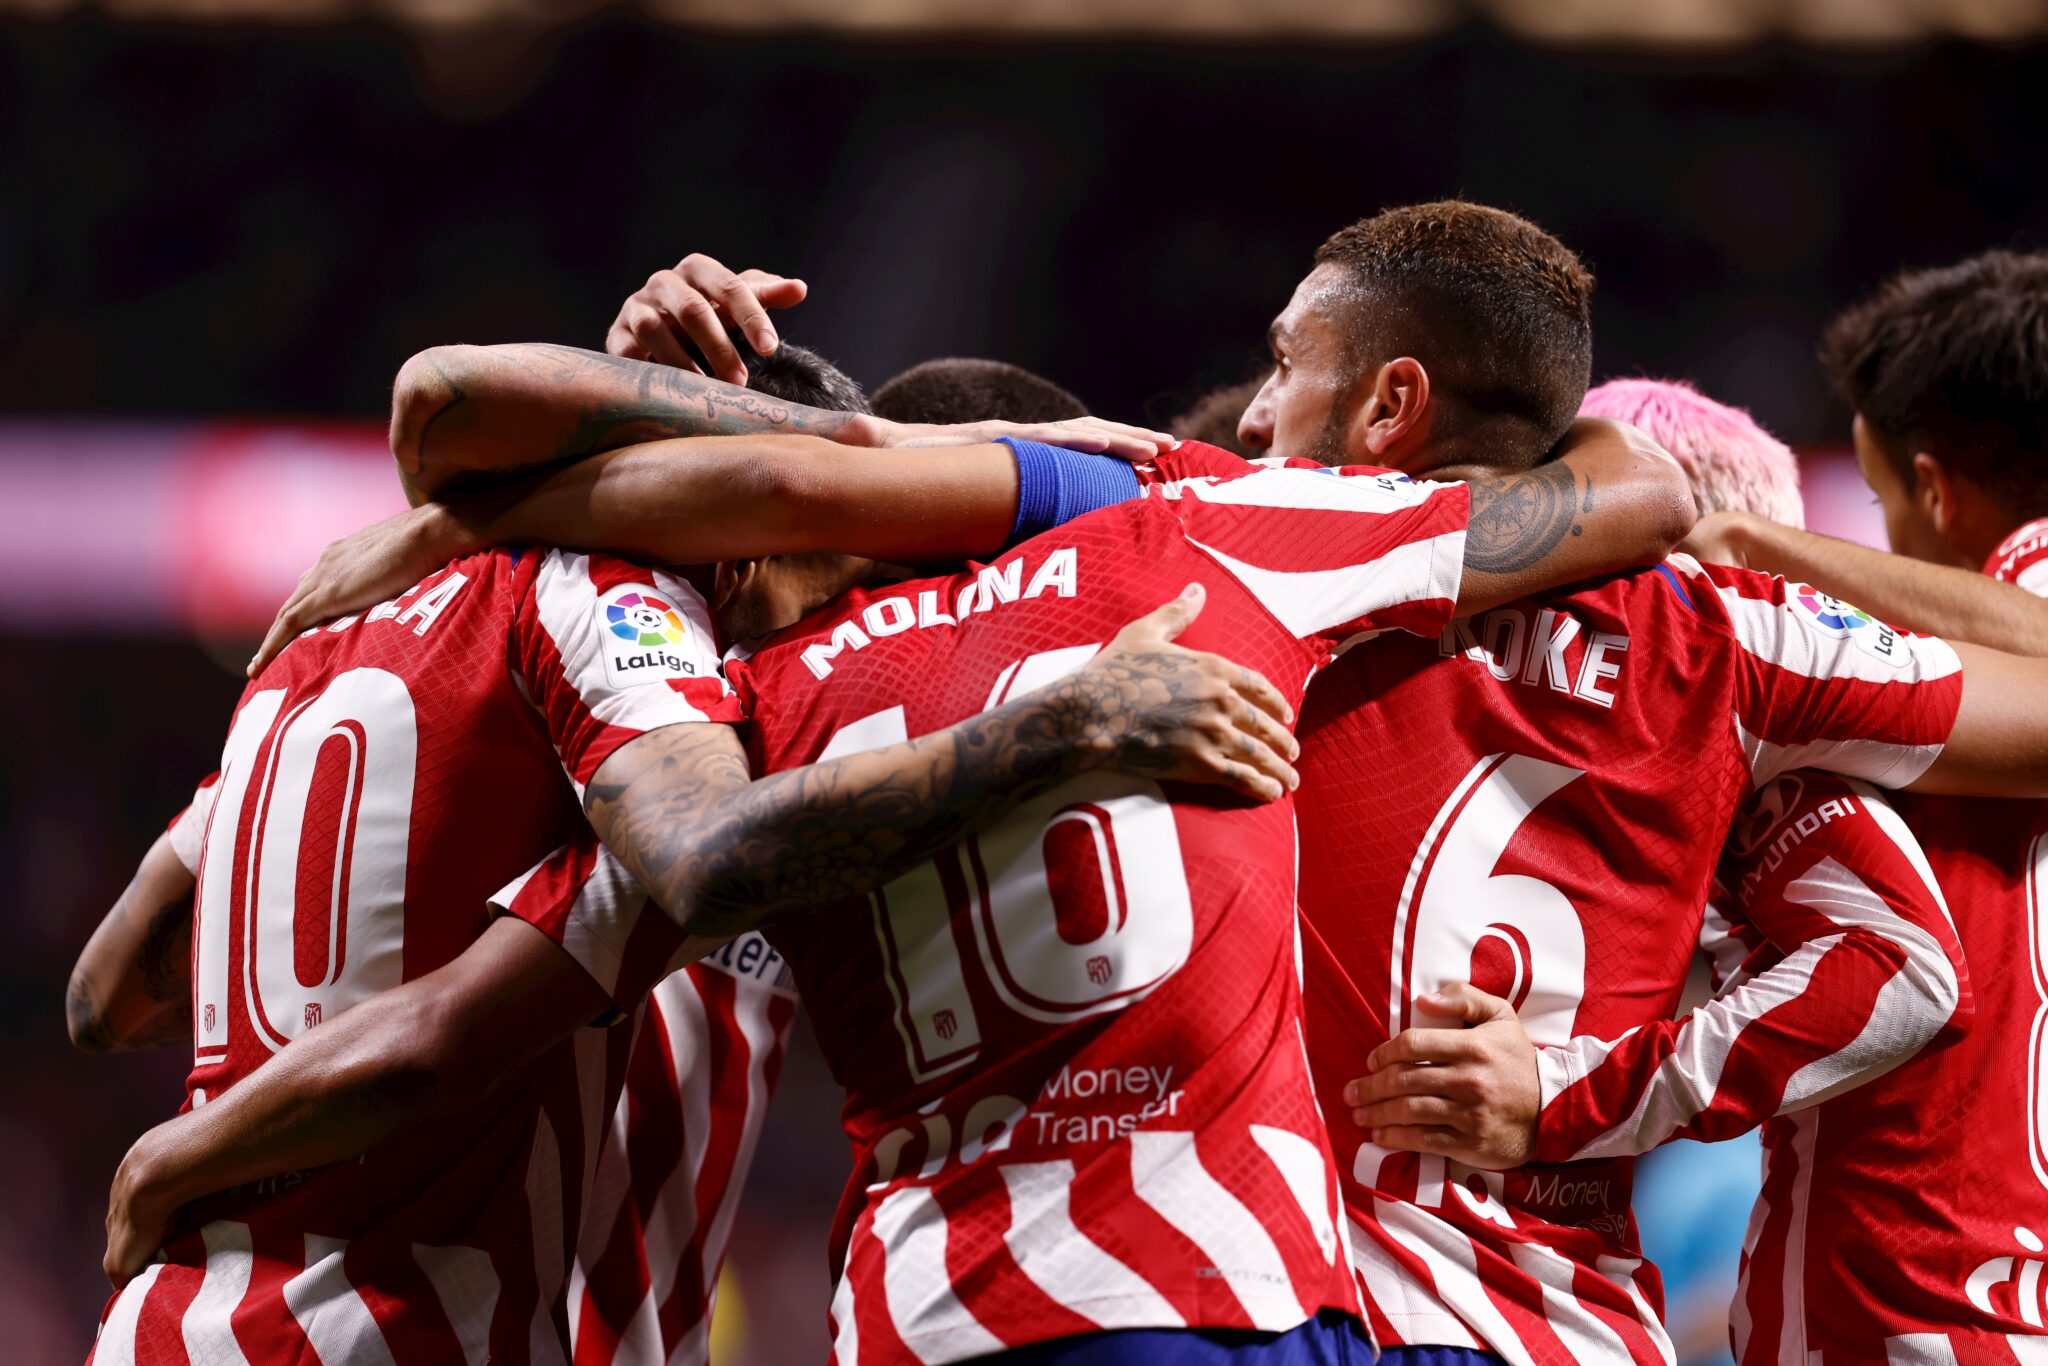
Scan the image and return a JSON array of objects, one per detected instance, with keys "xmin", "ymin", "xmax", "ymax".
[
  {"xmin": 414, "ymin": 501, "xmax": 482, "ymax": 561},
  {"xmin": 120, "ymin": 1120, "xmax": 204, "ymax": 1210}
]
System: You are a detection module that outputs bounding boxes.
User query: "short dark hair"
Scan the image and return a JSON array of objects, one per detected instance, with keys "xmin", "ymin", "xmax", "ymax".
[
  {"xmin": 1314, "ymin": 200, "xmax": 1595, "ymax": 467},
  {"xmin": 870, "ymin": 357, "xmax": 1087, "ymax": 426},
  {"xmin": 746, "ymin": 341, "xmax": 870, "ymax": 415},
  {"xmin": 1821, "ymin": 249, "xmax": 2048, "ymax": 513},
  {"xmin": 1169, "ymin": 375, "xmax": 1264, "ymax": 457}
]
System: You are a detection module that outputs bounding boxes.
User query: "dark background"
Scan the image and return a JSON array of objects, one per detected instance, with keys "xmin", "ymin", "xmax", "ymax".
[{"xmin": 3, "ymin": 13, "xmax": 2044, "ymax": 1362}]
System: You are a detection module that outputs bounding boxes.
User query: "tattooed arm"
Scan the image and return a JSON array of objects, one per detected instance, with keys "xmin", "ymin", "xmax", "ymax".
[
  {"xmin": 586, "ymin": 584, "xmax": 1298, "ymax": 941},
  {"xmin": 102, "ymin": 587, "xmax": 1296, "ymax": 1284},
  {"xmin": 388, "ymin": 343, "xmax": 1169, "ymax": 505},
  {"xmin": 1451, "ymin": 418, "xmax": 1697, "ymax": 616},
  {"xmin": 67, "ymin": 834, "xmax": 193, "ymax": 1053}
]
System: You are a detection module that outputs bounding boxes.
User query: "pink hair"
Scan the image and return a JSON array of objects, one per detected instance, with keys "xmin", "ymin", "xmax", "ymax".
[{"xmin": 1579, "ymin": 378, "xmax": 1804, "ymax": 528}]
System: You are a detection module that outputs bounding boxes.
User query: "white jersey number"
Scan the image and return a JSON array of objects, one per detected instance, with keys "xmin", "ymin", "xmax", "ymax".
[
  {"xmin": 820, "ymin": 645, "xmax": 1196, "ymax": 1082},
  {"xmin": 192, "ymin": 668, "xmax": 418, "ymax": 1065}
]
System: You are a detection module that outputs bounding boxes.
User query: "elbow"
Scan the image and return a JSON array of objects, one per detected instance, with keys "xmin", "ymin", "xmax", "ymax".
[
  {"xmin": 1641, "ymin": 466, "xmax": 1698, "ymax": 563},
  {"xmin": 65, "ymin": 974, "xmax": 114, "ymax": 1054},
  {"xmin": 389, "ymin": 345, "xmax": 485, "ymax": 504}
]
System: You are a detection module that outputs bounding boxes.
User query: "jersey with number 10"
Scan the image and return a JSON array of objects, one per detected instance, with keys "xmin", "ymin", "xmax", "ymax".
[
  {"xmin": 1291, "ymin": 553, "xmax": 1964, "ymax": 1364},
  {"xmin": 723, "ymin": 444, "xmax": 1469, "ymax": 1364},
  {"xmin": 91, "ymin": 547, "xmax": 736, "ymax": 1366}
]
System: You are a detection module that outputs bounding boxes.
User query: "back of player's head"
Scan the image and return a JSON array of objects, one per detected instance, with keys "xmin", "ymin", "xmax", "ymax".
[
  {"xmin": 747, "ymin": 341, "xmax": 871, "ymax": 415},
  {"xmin": 1821, "ymin": 248, "xmax": 2048, "ymax": 513},
  {"xmin": 1580, "ymin": 378, "xmax": 1803, "ymax": 528},
  {"xmin": 1170, "ymin": 376, "xmax": 1263, "ymax": 457},
  {"xmin": 871, "ymin": 358, "xmax": 1088, "ymax": 426},
  {"xmin": 1314, "ymin": 200, "xmax": 1595, "ymax": 467}
]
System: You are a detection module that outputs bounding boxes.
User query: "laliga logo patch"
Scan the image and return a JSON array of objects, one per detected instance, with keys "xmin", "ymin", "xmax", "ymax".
[
  {"xmin": 598, "ymin": 585, "xmax": 699, "ymax": 689},
  {"xmin": 1790, "ymin": 584, "xmax": 1907, "ymax": 668}
]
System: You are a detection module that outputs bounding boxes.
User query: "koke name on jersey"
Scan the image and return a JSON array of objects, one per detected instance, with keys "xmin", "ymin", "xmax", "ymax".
[
  {"xmin": 1438, "ymin": 603, "xmax": 1632, "ymax": 708},
  {"xmin": 800, "ymin": 546, "xmax": 1079, "ymax": 678}
]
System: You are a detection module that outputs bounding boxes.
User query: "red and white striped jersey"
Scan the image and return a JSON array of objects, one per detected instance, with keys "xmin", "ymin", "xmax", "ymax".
[
  {"xmin": 1534, "ymin": 771, "xmax": 1966, "ymax": 1157},
  {"xmin": 1710, "ymin": 528, "xmax": 2048, "ymax": 1365},
  {"xmin": 91, "ymin": 548, "xmax": 738, "ymax": 1366},
  {"xmin": 1290, "ymin": 554, "xmax": 1964, "ymax": 1364},
  {"xmin": 165, "ymin": 772, "xmax": 222, "ymax": 875},
  {"xmin": 722, "ymin": 443, "xmax": 1470, "ymax": 1363},
  {"xmin": 492, "ymin": 837, "xmax": 801, "ymax": 1366}
]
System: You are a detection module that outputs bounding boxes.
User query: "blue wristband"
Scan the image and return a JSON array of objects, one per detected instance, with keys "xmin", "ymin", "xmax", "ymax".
[{"xmin": 998, "ymin": 438, "xmax": 1143, "ymax": 546}]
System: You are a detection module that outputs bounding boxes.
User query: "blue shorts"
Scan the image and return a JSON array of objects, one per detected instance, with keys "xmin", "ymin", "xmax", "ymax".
[
  {"xmin": 982, "ymin": 1311, "xmax": 1373, "ymax": 1364},
  {"xmin": 1374, "ymin": 1350, "xmax": 1505, "ymax": 1366}
]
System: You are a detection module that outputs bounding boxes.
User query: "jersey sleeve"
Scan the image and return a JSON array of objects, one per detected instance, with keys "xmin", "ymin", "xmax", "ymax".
[
  {"xmin": 1700, "ymin": 559, "xmax": 1965, "ymax": 790},
  {"xmin": 164, "ymin": 771, "xmax": 222, "ymax": 875},
  {"xmin": 1143, "ymin": 458, "xmax": 1470, "ymax": 649},
  {"xmin": 1986, "ymin": 515, "xmax": 2048, "ymax": 594},
  {"xmin": 510, "ymin": 550, "xmax": 746, "ymax": 793},
  {"xmin": 489, "ymin": 827, "xmax": 686, "ymax": 1012},
  {"xmin": 1529, "ymin": 772, "xmax": 1970, "ymax": 1163}
]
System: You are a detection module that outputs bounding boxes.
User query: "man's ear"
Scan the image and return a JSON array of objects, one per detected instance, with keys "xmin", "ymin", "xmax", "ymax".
[
  {"xmin": 1359, "ymin": 357, "xmax": 1432, "ymax": 461},
  {"xmin": 713, "ymin": 559, "xmax": 756, "ymax": 611},
  {"xmin": 1910, "ymin": 451, "xmax": 1956, "ymax": 534}
]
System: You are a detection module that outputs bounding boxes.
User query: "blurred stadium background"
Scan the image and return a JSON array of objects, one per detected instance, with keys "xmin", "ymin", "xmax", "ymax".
[{"xmin": 3, "ymin": 2, "xmax": 2045, "ymax": 1361}]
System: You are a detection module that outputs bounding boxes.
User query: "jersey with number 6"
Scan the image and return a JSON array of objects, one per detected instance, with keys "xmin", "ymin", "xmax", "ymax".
[
  {"xmin": 1292, "ymin": 554, "xmax": 1964, "ymax": 1365},
  {"xmin": 722, "ymin": 445, "xmax": 1470, "ymax": 1364},
  {"xmin": 90, "ymin": 547, "xmax": 737, "ymax": 1366}
]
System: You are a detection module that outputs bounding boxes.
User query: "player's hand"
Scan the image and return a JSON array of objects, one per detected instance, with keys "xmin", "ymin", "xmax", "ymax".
[
  {"xmin": 1344, "ymin": 981, "xmax": 1540, "ymax": 1170},
  {"xmin": 1066, "ymin": 583, "xmax": 1300, "ymax": 801},
  {"xmin": 605, "ymin": 253, "xmax": 808, "ymax": 385},
  {"xmin": 104, "ymin": 1121, "xmax": 184, "ymax": 1290},
  {"xmin": 1681, "ymin": 510, "xmax": 1757, "ymax": 569},
  {"xmin": 882, "ymin": 415, "xmax": 1178, "ymax": 464},
  {"xmin": 248, "ymin": 505, "xmax": 469, "ymax": 677}
]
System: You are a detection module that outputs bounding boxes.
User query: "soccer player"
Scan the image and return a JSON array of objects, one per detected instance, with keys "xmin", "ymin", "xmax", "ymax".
[
  {"xmin": 83, "ymin": 435, "xmax": 1310, "ymax": 1363},
  {"xmin": 1344, "ymin": 376, "xmax": 1975, "ymax": 1363},
  {"xmin": 1633, "ymin": 251, "xmax": 2048, "ymax": 1361},
  {"xmin": 1215, "ymin": 207, "xmax": 2048, "ymax": 1366}
]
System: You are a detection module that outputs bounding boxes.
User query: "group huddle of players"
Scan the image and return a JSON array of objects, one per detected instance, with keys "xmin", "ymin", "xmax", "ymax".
[{"xmin": 63, "ymin": 200, "xmax": 2048, "ymax": 1366}]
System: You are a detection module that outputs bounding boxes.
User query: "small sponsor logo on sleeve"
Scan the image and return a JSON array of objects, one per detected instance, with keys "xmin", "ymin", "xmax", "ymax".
[
  {"xmin": 598, "ymin": 585, "xmax": 701, "ymax": 689},
  {"xmin": 1790, "ymin": 584, "xmax": 1908, "ymax": 668}
]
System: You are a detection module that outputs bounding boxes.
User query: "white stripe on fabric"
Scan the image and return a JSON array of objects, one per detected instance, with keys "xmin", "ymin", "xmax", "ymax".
[
  {"xmin": 2017, "ymin": 561, "xmax": 2048, "ymax": 598},
  {"xmin": 1735, "ymin": 717, "xmax": 1946, "ymax": 793},
  {"xmin": 556, "ymin": 844, "xmax": 650, "ymax": 1000},
  {"xmin": 1598, "ymin": 1254, "xmax": 1677, "ymax": 1366},
  {"xmin": 671, "ymin": 1316, "xmax": 714, "ymax": 1366},
  {"xmin": 1775, "ymin": 858, "xmax": 1960, "ymax": 1108},
  {"xmin": 1886, "ymin": 1334, "xmax": 1961, "ymax": 1364},
  {"xmin": 1127, "ymin": 1130, "xmax": 1303, "ymax": 1330},
  {"xmin": 182, "ymin": 1221, "xmax": 254, "ymax": 1366},
  {"xmin": 998, "ymin": 1160, "xmax": 1185, "ymax": 1329},
  {"xmin": 1250, "ymin": 1125, "xmax": 1339, "ymax": 1265},
  {"xmin": 527, "ymin": 1109, "xmax": 572, "ymax": 1366},
  {"xmin": 530, "ymin": 550, "xmax": 721, "ymax": 738},
  {"xmin": 829, "ymin": 1256, "xmax": 861, "ymax": 1366},
  {"xmin": 871, "ymin": 1186, "xmax": 1005, "ymax": 1363},
  {"xmin": 1507, "ymin": 1240, "xmax": 1636, "ymax": 1363},
  {"xmin": 1861, "ymin": 786, "xmax": 1959, "ymax": 934},
  {"xmin": 414, "ymin": 1244, "xmax": 497, "ymax": 1366},
  {"xmin": 487, "ymin": 844, "xmax": 559, "ymax": 921},
  {"xmin": 1715, "ymin": 585, "xmax": 1962, "ymax": 687},
  {"xmin": 2010, "ymin": 1335, "xmax": 2048, "ymax": 1364},
  {"xmin": 1171, "ymin": 464, "xmax": 1444, "ymax": 514},
  {"xmin": 1535, "ymin": 1028, "xmax": 1632, "ymax": 1113},
  {"xmin": 92, "ymin": 1262, "xmax": 164, "ymax": 1366},
  {"xmin": 1344, "ymin": 1213, "xmax": 1481, "ymax": 1350},
  {"xmin": 644, "ymin": 973, "xmax": 717, "ymax": 1322},
  {"xmin": 1565, "ymin": 941, "xmax": 1832, "ymax": 1161},
  {"xmin": 1371, "ymin": 1199, "xmax": 1539, "ymax": 1366},
  {"xmin": 1778, "ymin": 1110, "xmax": 1821, "ymax": 1366},
  {"xmin": 567, "ymin": 1017, "xmax": 635, "ymax": 1358},
  {"xmin": 1184, "ymin": 530, "xmax": 1465, "ymax": 644},
  {"xmin": 696, "ymin": 974, "xmax": 789, "ymax": 1285},
  {"xmin": 283, "ymin": 1234, "xmax": 397, "ymax": 1366}
]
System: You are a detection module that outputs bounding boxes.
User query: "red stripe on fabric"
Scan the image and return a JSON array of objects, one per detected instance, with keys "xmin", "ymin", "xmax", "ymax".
[
  {"xmin": 656, "ymin": 969, "xmax": 754, "ymax": 1348},
  {"xmin": 1563, "ymin": 1258, "xmax": 1670, "ymax": 1366},
  {"xmin": 845, "ymin": 1203, "xmax": 919, "ymax": 1366},
  {"xmin": 351, "ymin": 1240, "xmax": 469, "ymax": 1364},
  {"xmin": 576, "ymin": 994, "xmax": 689, "ymax": 1363},
  {"xmin": 129, "ymin": 1260, "xmax": 202, "ymax": 1366},
  {"xmin": 1064, "ymin": 1142, "xmax": 1211, "ymax": 1326},
  {"xmin": 231, "ymin": 1221, "xmax": 317, "ymax": 1362},
  {"xmin": 933, "ymin": 1164, "xmax": 1092, "ymax": 1348},
  {"xmin": 1734, "ymin": 1117, "xmax": 1797, "ymax": 1366}
]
